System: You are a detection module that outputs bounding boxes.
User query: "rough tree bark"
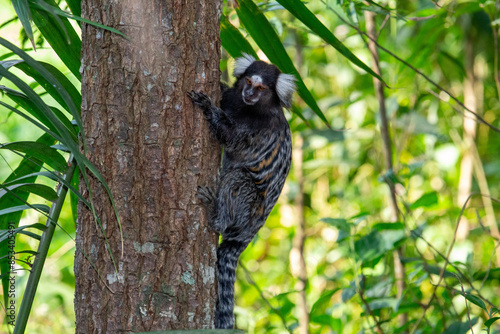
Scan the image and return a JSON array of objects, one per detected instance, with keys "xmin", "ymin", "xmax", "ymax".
[{"xmin": 74, "ymin": 0, "xmax": 221, "ymax": 332}]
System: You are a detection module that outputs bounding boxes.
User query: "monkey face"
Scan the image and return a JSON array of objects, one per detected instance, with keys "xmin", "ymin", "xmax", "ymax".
[{"xmin": 241, "ymin": 75, "xmax": 271, "ymax": 106}]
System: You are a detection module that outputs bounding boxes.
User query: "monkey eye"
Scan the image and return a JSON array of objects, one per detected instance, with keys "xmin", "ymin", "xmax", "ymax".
[
  {"xmin": 246, "ymin": 78, "xmax": 252, "ymax": 85},
  {"xmin": 257, "ymin": 86, "xmax": 265, "ymax": 91}
]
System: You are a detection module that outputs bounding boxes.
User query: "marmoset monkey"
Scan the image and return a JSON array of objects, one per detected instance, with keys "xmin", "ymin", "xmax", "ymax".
[{"xmin": 188, "ymin": 54, "xmax": 296, "ymax": 329}]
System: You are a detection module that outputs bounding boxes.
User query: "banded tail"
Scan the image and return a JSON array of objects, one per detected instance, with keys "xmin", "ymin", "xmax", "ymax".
[{"xmin": 215, "ymin": 239, "xmax": 247, "ymax": 329}]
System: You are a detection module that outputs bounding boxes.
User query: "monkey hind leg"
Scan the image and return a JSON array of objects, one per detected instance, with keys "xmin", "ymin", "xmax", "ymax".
[
  {"xmin": 198, "ymin": 185, "xmax": 228, "ymax": 234},
  {"xmin": 215, "ymin": 239, "xmax": 248, "ymax": 329}
]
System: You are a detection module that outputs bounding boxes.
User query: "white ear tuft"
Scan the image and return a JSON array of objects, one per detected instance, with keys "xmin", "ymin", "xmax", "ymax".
[
  {"xmin": 233, "ymin": 53, "xmax": 257, "ymax": 77},
  {"xmin": 276, "ymin": 73, "xmax": 296, "ymax": 108}
]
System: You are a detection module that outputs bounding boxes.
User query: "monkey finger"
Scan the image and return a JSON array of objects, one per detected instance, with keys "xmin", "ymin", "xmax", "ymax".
[
  {"xmin": 187, "ymin": 91, "xmax": 211, "ymax": 107},
  {"xmin": 196, "ymin": 186, "xmax": 215, "ymax": 203}
]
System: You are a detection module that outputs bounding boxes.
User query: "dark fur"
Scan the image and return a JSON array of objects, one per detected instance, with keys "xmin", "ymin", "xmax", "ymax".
[{"xmin": 188, "ymin": 57, "xmax": 294, "ymax": 329}]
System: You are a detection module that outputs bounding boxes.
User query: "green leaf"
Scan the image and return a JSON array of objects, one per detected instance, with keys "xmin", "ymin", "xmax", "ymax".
[
  {"xmin": 303, "ymin": 128, "xmax": 345, "ymax": 150},
  {"xmin": 310, "ymin": 314, "xmax": 341, "ymax": 329},
  {"xmin": 484, "ymin": 317, "xmax": 500, "ymax": 328},
  {"xmin": 14, "ymin": 60, "xmax": 82, "ymax": 112},
  {"xmin": 236, "ymin": 0, "xmax": 328, "ymax": 125},
  {"xmin": 11, "ymin": 0, "xmax": 34, "ymax": 45},
  {"xmin": 424, "ymin": 265, "xmax": 455, "ymax": 278},
  {"xmin": 410, "ymin": 192, "xmax": 438, "ymax": 210},
  {"xmin": 1, "ymin": 171, "xmax": 89, "ymax": 208},
  {"xmin": 0, "ymin": 204, "xmax": 50, "ymax": 215},
  {"xmin": 0, "ymin": 183, "xmax": 56, "ymax": 202},
  {"xmin": 341, "ymin": 286, "xmax": 356, "ymax": 302},
  {"xmin": 30, "ymin": 0, "xmax": 127, "ymax": 39},
  {"xmin": 29, "ymin": 0, "xmax": 82, "ymax": 79},
  {"xmin": 459, "ymin": 292, "xmax": 487, "ymax": 312},
  {"xmin": 310, "ymin": 289, "xmax": 338, "ymax": 316},
  {"xmin": 0, "ymin": 223, "xmax": 47, "ymax": 243},
  {"xmin": 0, "ymin": 183, "xmax": 58, "ymax": 202},
  {"xmin": 0, "ymin": 89, "xmax": 77, "ymax": 140},
  {"xmin": 355, "ymin": 230, "xmax": 406, "ymax": 262},
  {"xmin": 0, "ymin": 133, "xmax": 55, "ymax": 309},
  {"xmin": 0, "ymin": 38, "xmax": 124, "ymax": 271},
  {"xmin": 0, "ymin": 59, "xmax": 23, "ymax": 71},
  {"xmin": 443, "ymin": 318, "xmax": 478, "ymax": 334},
  {"xmin": 368, "ymin": 297, "xmax": 399, "ymax": 311},
  {"xmin": 220, "ymin": 15, "xmax": 258, "ymax": 59},
  {"xmin": 70, "ymin": 166, "xmax": 79, "ymax": 223},
  {"xmin": 64, "ymin": 0, "xmax": 81, "ymax": 17},
  {"xmin": 0, "ymin": 38, "xmax": 81, "ymax": 136},
  {"xmin": 274, "ymin": 0, "xmax": 383, "ymax": 83},
  {"xmin": 321, "ymin": 217, "xmax": 350, "ymax": 231},
  {"xmin": 373, "ymin": 222, "xmax": 405, "ymax": 231},
  {"xmin": 0, "ymin": 141, "xmax": 68, "ymax": 172},
  {"xmin": 472, "ymin": 268, "xmax": 500, "ymax": 280},
  {"xmin": 0, "ymin": 100, "xmax": 63, "ymax": 143}
]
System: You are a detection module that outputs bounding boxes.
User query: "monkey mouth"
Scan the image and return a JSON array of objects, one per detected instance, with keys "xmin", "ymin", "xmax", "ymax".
[{"xmin": 242, "ymin": 93, "xmax": 257, "ymax": 105}]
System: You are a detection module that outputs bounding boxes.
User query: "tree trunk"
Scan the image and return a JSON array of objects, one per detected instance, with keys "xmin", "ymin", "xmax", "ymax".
[
  {"xmin": 75, "ymin": 0, "xmax": 221, "ymax": 332},
  {"xmin": 456, "ymin": 31, "xmax": 478, "ymax": 240}
]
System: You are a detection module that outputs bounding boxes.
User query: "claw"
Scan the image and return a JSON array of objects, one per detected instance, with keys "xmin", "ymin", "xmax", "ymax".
[
  {"xmin": 197, "ymin": 186, "xmax": 215, "ymax": 205},
  {"xmin": 188, "ymin": 90, "xmax": 212, "ymax": 109}
]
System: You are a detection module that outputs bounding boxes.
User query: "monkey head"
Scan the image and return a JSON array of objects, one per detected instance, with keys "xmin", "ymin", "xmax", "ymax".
[{"xmin": 232, "ymin": 53, "xmax": 296, "ymax": 109}]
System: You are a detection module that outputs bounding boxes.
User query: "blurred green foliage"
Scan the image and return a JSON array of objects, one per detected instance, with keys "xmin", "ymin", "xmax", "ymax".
[{"xmin": 0, "ymin": 0, "xmax": 499, "ymax": 333}]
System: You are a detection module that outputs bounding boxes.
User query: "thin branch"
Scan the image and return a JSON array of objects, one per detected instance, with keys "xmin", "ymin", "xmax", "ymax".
[
  {"xmin": 454, "ymin": 273, "xmax": 475, "ymax": 334},
  {"xmin": 377, "ymin": 14, "xmax": 390, "ymax": 39},
  {"xmin": 359, "ymin": 283, "xmax": 384, "ymax": 334}
]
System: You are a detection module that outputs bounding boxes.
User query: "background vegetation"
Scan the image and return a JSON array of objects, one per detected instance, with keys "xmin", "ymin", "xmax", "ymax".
[{"xmin": 0, "ymin": 0, "xmax": 499, "ymax": 333}]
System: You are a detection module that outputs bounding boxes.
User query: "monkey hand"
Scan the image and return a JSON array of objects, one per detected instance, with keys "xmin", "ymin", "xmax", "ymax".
[{"xmin": 188, "ymin": 91, "xmax": 212, "ymax": 110}]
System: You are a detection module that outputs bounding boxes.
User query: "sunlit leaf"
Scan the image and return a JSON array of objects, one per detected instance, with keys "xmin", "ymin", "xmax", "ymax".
[
  {"xmin": 220, "ymin": 15, "xmax": 257, "ymax": 59},
  {"xmin": 0, "ymin": 204, "xmax": 50, "ymax": 215},
  {"xmin": 410, "ymin": 192, "xmax": 438, "ymax": 210},
  {"xmin": 0, "ymin": 183, "xmax": 58, "ymax": 202},
  {"xmin": 30, "ymin": 0, "xmax": 126, "ymax": 39},
  {"xmin": 458, "ymin": 292, "xmax": 487, "ymax": 312},
  {"xmin": 0, "ymin": 223, "xmax": 48, "ymax": 243},
  {"xmin": 14, "ymin": 60, "xmax": 82, "ymax": 112},
  {"xmin": 355, "ymin": 230, "xmax": 406, "ymax": 262},
  {"xmin": 29, "ymin": 0, "xmax": 81, "ymax": 79},
  {"xmin": 0, "ymin": 141, "xmax": 68, "ymax": 172},
  {"xmin": 484, "ymin": 317, "xmax": 500, "ymax": 328},
  {"xmin": 321, "ymin": 217, "xmax": 350, "ymax": 231},
  {"xmin": 11, "ymin": 0, "xmax": 34, "ymax": 45},
  {"xmin": 368, "ymin": 297, "xmax": 399, "ymax": 311},
  {"xmin": 310, "ymin": 289, "xmax": 338, "ymax": 316},
  {"xmin": 373, "ymin": 222, "xmax": 405, "ymax": 231},
  {"xmin": 0, "ymin": 90, "xmax": 77, "ymax": 140},
  {"xmin": 0, "ymin": 133, "xmax": 55, "ymax": 308}
]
